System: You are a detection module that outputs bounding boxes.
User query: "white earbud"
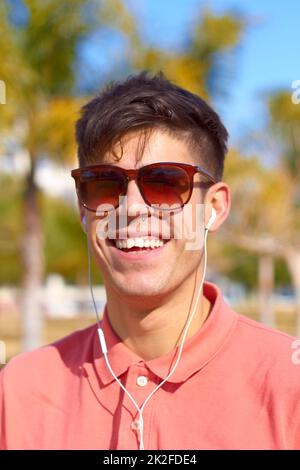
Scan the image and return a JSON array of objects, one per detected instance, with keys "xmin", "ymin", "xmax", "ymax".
[{"xmin": 206, "ymin": 208, "xmax": 217, "ymax": 231}]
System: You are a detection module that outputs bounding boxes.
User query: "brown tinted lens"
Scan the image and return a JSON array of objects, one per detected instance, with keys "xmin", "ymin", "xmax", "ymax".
[
  {"xmin": 140, "ymin": 165, "xmax": 190, "ymax": 209},
  {"xmin": 78, "ymin": 169, "xmax": 126, "ymax": 211}
]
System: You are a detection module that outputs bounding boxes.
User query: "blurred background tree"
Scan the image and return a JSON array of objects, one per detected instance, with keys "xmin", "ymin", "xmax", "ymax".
[
  {"xmin": 219, "ymin": 92, "xmax": 300, "ymax": 335},
  {"xmin": 102, "ymin": 1, "xmax": 244, "ymax": 99},
  {"xmin": 267, "ymin": 91, "xmax": 300, "ymax": 334},
  {"xmin": 0, "ymin": 0, "xmax": 99, "ymax": 349}
]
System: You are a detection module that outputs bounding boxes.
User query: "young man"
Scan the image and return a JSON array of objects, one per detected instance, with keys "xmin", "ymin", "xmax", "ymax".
[{"xmin": 0, "ymin": 71, "xmax": 299, "ymax": 450}]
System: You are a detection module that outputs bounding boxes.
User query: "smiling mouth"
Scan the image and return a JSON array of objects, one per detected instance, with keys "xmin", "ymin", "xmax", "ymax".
[{"xmin": 107, "ymin": 237, "xmax": 170, "ymax": 252}]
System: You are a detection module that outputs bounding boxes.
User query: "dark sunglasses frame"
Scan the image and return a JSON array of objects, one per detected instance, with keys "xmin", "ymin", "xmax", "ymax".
[{"xmin": 71, "ymin": 162, "xmax": 217, "ymax": 212}]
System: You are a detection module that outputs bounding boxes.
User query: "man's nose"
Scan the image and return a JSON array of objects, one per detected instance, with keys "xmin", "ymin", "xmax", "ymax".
[{"xmin": 121, "ymin": 179, "xmax": 149, "ymax": 218}]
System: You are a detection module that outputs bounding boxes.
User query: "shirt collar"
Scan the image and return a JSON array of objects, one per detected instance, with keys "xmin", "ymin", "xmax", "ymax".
[{"xmin": 87, "ymin": 281, "xmax": 237, "ymax": 386}]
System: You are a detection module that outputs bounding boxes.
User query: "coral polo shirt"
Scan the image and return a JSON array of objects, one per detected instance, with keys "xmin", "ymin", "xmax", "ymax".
[{"xmin": 1, "ymin": 282, "xmax": 300, "ymax": 450}]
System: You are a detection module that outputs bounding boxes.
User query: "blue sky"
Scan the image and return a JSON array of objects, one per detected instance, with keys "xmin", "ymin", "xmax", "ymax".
[{"xmin": 123, "ymin": 0, "xmax": 299, "ymax": 144}]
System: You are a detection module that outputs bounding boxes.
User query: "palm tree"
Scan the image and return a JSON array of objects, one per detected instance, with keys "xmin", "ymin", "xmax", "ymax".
[
  {"xmin": 222, "ymin": 135, "xmax": 300, "ymax": 335},
  {"xmin": 268, "ymin": 91, "xmax": 300, "ymax": 335},
  {"xmin": 130, "ymin": 8, "xmax": 244, "ymax": 99},
  {"xmin": 0, "ymin": 0, "xmax": 94, "ymax": 349}
]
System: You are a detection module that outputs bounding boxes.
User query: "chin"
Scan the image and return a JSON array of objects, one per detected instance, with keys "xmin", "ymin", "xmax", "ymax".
[{"xmin": 111, "ymin": 273, "xmax": 171, "ymax": 299}]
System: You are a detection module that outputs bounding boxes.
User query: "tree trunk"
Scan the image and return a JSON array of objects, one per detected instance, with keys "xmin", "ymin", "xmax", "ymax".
[
  {"xmin": 20, "ymin": 156, "xmax": 44, "ymax": 351},
  {"xmin": 258, "ymin": 254, "xmax": 275, "ymax": 328},
  {"xmin": 285, "ymin": 250, "xmax": 300, "ymax": 338}
]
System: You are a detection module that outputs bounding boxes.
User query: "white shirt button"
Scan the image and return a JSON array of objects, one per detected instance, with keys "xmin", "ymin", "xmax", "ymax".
[{"xmin": 136, "ymin": 375, "xmax": 148, "ymax": 387}]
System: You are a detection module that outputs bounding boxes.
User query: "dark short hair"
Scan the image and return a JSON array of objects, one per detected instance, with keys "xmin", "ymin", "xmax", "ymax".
[{"xmin": 75, "ymin": 70, "xmax": 228, "ymax": 181}]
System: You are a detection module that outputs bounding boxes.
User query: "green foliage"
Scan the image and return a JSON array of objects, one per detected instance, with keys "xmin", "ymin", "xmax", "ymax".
[
  {"xmin": 102, "ymin": 0, "xmax": 245, "ymax": 99},
  {"xmin": 274, "ymin": 258, "xmax": 291, "ymax": 286},
  {"xmin": 0, "ymin": 175, "xmax": 23, "ymax": 284},
  {"xmin": 41, "ymin": 193, "xmax": 103, "ymax": 285},
  {"xmin": 215, "ymin": 244, "xmax": 291, "ymax": 291},
  {"xmin": 0, "ymin": 175, "xmax": 102, "ymax": 285},
  {"xmin": 220, "ymin": 245, "xmax": 258, "ymax": 290},
  {"xmin": 268, "ymin": 91, "xmax": 300, "ymax": 178},
  {"xmin": 22, "ymin": 0, "xmax": 89, "ymax": 95},
  {"xmin": 191, "ymin": 10, "xmax": 244, "ymax": 98}
]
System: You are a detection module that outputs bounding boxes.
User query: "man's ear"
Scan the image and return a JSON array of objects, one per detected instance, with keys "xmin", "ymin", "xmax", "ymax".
[{"xmin": 204, "ymin": 182, "xmax": 231, "ymax": 233}]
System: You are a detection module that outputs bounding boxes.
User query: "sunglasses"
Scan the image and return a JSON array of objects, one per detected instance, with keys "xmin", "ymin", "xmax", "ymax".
[{"xmin": 71, "ymin": 162, "xmax": 217, "ymax": 212}]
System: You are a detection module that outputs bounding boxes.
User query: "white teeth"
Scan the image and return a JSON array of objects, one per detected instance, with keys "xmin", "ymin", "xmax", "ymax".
[
  {"xmin": 135, "ymin": 238, "xmax": 144, "ymax": 248},
  {"xmin": 127, "ymin": 239, "xmax": 134, "ymax": 249},
  {"xmin": 114, "ymin": 238, "xmax": 165, "ymax": 250}
]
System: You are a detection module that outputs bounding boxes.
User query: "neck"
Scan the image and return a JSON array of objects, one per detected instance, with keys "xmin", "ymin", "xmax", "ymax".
[{"xmin": 104, "ymin": 273, "xmax": 212, "ymax": 361}]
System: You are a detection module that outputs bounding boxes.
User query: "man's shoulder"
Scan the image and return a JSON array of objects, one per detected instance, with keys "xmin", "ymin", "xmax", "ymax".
[
  {"xmin": 235, "ymin": 312, "xmax": 298, "ymax": 347},
  {"xmin": 1, "ymin": 322, "xmax": 98, "ymax": 385},
  {"xmin": 233, "ymin": 312, "xmax": 300, "ymax": 379}
]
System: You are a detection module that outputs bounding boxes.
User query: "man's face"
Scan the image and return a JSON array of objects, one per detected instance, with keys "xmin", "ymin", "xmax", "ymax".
[{"xmin": 85, "ymin": 129, "xmax": 210, "ymax": 300}]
